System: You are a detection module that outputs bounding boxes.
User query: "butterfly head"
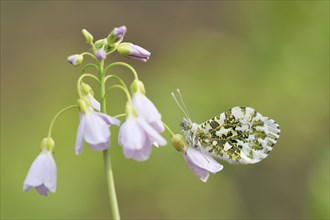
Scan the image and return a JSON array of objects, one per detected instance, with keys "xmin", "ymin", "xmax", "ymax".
[{"xmin": 180, "ymin": 117, "xmax": 193, "ymax": 131}]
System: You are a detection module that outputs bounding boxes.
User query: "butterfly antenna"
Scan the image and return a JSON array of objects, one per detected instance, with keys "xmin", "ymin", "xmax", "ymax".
[
  {"xmin": 176, "ymin": 89, "xmax": 190, "ymax": 118},
  {"xmin": 171, "ymin": 92, "xmax": 189, "ymax": 119}
]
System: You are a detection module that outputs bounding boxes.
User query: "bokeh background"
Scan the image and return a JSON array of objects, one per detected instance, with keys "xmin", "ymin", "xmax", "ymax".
[{"xmin": 1, "ymin": 1, "xmax": 329, "ymax": 219}]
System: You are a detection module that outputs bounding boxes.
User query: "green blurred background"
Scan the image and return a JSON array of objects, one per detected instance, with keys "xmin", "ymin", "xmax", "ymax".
[{"xmin": 1, "ymin": 1, "xmax": 329, "ymax": 219}]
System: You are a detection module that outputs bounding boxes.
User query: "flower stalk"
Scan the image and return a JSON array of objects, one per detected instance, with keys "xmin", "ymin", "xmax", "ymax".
[{"xmin": 99, "ymin": 60, "xmax": 121, "ymax": 220}]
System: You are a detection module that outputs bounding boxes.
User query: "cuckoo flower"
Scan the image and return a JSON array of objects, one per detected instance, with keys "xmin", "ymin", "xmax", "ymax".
[
  {"xmin": 171, "ymin": 134, "xmax": 223, "ymax": 182},
  {"xmin": 131, "ymin": 80, "xmax": 164, "ymax": 132},
  {"xmin": 23, "ymin": 137, "xmax": 57, "ymax": 196},
  {"xmin": 117, "ymin": 42, "xmax": 150, "ymax": 62},
  {"xmin": 75, "ymin": 98, "xmax": 120, "ymax": 155},
  {"xmin": 118, "ymin": 103, "xmax": 167, "ymax": 161}
]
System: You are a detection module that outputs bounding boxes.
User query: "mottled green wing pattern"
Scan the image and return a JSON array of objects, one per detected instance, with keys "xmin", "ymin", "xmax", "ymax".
[{"xmin": 195, "ymin": 107, "xmax": 280, "ymax": 164}]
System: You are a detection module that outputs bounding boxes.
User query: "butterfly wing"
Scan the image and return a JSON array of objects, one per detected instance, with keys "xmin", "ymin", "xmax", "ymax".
[{"xmin": 195, "ymin": 107, "xmax": 280, "ymax": 164}]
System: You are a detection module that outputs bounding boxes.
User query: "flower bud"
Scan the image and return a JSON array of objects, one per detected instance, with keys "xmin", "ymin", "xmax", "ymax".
[
  {"xmin": 67, "ymin": 54, "xmax": 83, "ymax": 66},
  {"xmin": 117, "ymin": 42, "xmax": 151, "ymax": 62},
  {"xmin": 131, "ymin": 80, "xmax": 146, "ymax": 94},
  {"xmin": 171, "ymin": 134, "xmax": 186, "ymax": 152},
  {"xmin": 40, "ymin": 137, "xmax": 55, "ymax": 152},
  {"xmin": 81, "ymin": 29, "xmax": 94, "ymax": 44},
  {"xmin": 95, "ymin": 38, "xmax": 107, "ymax": 49},
  {"xmin": 95, "ymin": 49, "xmax": 106, "ymax": 61},
  {"xmin": 107, "ymin": 26, "xmax": 127, "ymax": 46}
]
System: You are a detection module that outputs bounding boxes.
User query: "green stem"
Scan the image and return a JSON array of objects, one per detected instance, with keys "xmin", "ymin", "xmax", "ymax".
[
  {"xmin": 104, "ymin": 62, "xmax": 138, "ymax": 80},
  {"xmin": 162, "ymin": 122, "xmax": 175, "ymax": 137},
  {"xmin": 47, "ymin": 105, "xmax": 78, "ymax": 138},
  {"xmin": 114, "ymin": 113, "xmax": 127, "ymax": 119},
  {"xmin": 99, "ymin": 60, "xmax": 121, "ymax": 220},
  {"xmin": 105, "ymin": 85, "xmax": 132, "ymax": 103},
  {"xmin": 80, "ymin": 63, "xmax": 99, "ymax": 75},
  {"xmin": 81, "ymin": 52, "xmax": 98, "ymax": 62}
]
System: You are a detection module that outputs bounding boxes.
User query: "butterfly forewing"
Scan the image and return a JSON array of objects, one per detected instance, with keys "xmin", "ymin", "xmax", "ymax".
[{"xmin": 195, "ymin": 107, "xmax": 280, "ymax": 164}]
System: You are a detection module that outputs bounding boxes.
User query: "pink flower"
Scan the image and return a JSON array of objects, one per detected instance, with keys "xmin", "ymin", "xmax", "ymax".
[
  {"xmin": 131, "ymin": 92, "xmax": 164, "ymax": 133},
  {"xmin": 183, "ymin": 147, "xmax": 223, "ymax": 182},
  {"xmin": 75, "ymin": 99, "xmax": 120, "ymax": 155},
  {"xmin": 23, "ymin": 138, "xmax": 57, "ymax": 196},
  {"xmin": 118, "ymin": 104, "xmax": 166, "ymax": 161}
]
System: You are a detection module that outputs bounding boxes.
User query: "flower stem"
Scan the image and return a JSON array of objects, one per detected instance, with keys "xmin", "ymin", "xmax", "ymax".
[
  {"xmin": 77, "ymin": 73, "xmax": 100, "ymax": 98},
  {"xmin": 99, "ymin": 60, "xmax": 121, "ymax": 220},
  {"xmin": 104, "ymin": 62, "xmax": 138, "ymax": 80},
  {"xmin": 47, "ymin": 105, "xmax": 77, "ymax": 138},
  {"xmin": 103, "ymin": 150, "xmax": 121, "ymax": 220},
  {"xmin": 162, "ymin": 121, "xmax": 175, "ymax": 137}
]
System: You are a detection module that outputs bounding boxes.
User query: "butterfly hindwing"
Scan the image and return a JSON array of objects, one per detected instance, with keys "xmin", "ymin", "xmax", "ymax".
[{"xmin": 195, "ymin": 107, "xmax": 280, "ymax": 164}]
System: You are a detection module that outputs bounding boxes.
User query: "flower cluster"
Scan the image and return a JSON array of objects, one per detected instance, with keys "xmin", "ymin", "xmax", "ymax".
[{"xmin": 23, "ymin": 26, "xmax": 167, "ymax": 196}]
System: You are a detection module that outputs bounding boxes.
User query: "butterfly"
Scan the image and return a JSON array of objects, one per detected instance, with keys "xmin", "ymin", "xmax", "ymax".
[{"xmin": 172, "ymin": 90, "xmax": 280, "ymax": 164}]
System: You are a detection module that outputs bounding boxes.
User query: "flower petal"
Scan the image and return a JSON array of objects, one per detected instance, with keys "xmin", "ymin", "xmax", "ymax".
[
  {"xmin": 137, "ymin": 118, "xmax": 167, "ymax": 146},
  {"xmin": 23, "ymin": 152, "xmax": 48, "ymax": 190},
  {"xmin": 89, "ymin": 140, "xmax": 110, "ymax": 151},
  {"xmin": 123, "ymin": 140, "xmax": 152, "ymax": 161},
  {"xmin": 75, "ymin": 114, "xmax": 86, "ymax": 155},
  {"xmin": 132, "ymin": 94, "xmax": 164, "ymax": 132},
  {"xmin": 185, "ymin": 147, "xmax": 223, "ymax": 173},
  {"xmin": 118, "ymin": 117, "xmax": 145, "ymax": 150},
  {"xmin": 83, "ymin": 113, "xmax": 110, "ymax": 147},
  {"xmin": 87, "ymin": 95, "xmax": 101, "ymax": 111},
  {"xmin": 43, "ymin": 152, "xmax": 57, "ymax": 192},
  {"xmin": 36, "ymin": 184, "xmax": 49, "ymax": 196},
  {"xmin": 94, "ymin": 112, "xmax": 121, "ymax": 126},
  {"xmin": 184, "ymin": 155, "xmax": 210, "ymax": 182}
]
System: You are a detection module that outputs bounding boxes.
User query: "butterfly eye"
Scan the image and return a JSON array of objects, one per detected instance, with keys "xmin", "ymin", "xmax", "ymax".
[{"xmin": 180, "ymin": 118, "xmax": 192, "ymax": 131}]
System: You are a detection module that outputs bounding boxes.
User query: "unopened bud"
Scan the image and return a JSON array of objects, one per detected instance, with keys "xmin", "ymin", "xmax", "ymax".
[
  {"xmin": 81, "ymin": 29, "xmax": 94, "ymax": 44},
  {"xmin": 67, "ymin": 54, "xmax": 83, "ymax": 66},
  {"xmin": 95, "ymin": 49, "xmax": 106, "ymax": 61},
  {"xmin": 107, "ymin": 26, "xmax": 127, "ymax": 46},
  {"xmin": 117, "ymin": 42, "xmax": 151, "ymax": 62}
]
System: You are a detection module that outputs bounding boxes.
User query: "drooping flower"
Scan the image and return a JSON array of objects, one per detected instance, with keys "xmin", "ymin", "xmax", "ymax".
[
  {"xmin": 23, "ymin": 137, "xmax": 57, "ymax": 196},
  {"xmin": 117, "ymin": 42, "xmax": 151, "ymax": 62},
  {"xmin": 171, "ymin": 134, "xmax": 223, "ymax": 182},
  {"xmin": 75, "ymin": 98, "xmax": 120, "ymax": 155},
  {"xmin": 131, "ymin": 80, "xmax": 164, "ymax": 132},
  {"xmin": 67, "ymin": 54, "xmax": 83, "ymax": 66},
  {"xmin": 95, "ymin": 48, "xmax": 106, "ymax": 61},
  {"xmin": 118, "ymin": 103, "xmax": 167, "ymax": 161}
]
